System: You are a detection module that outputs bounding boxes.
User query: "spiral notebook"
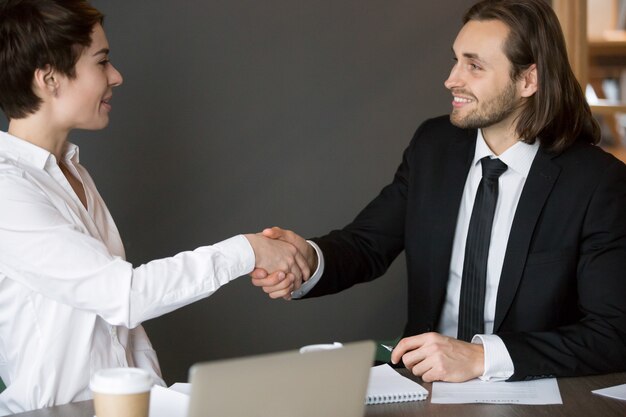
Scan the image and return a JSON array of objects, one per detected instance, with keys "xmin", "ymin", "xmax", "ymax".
[{"xmin": 366, "ymin": 364, "xmax": 429, "ymax": 404}]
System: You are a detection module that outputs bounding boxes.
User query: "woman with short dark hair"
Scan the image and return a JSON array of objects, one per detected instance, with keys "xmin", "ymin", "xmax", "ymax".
[{"xmin": 0, "ymin": 1, "xmax": 304, "ymax": 414}]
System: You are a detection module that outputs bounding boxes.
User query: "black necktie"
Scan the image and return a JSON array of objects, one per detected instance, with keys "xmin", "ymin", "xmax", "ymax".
[{"xmin": 457, "ymin": 157, "xmax": 508, "ymax": 342}]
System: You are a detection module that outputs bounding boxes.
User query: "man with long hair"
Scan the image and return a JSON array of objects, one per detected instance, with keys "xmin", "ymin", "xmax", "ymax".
[{"xmin": 253, "ymin": 0, "xmax": 626, "ymax": 382}]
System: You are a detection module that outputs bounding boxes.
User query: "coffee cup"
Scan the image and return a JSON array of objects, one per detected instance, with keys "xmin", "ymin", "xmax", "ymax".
[{"xmin": 90, "ymin": 367, "xmax": 153, "ymax": 417}]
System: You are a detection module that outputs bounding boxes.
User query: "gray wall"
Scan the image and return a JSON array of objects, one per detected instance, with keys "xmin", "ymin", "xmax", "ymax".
[{"xmin": 0, "ymin": 0, "xmax": 475, "ymax": 383}]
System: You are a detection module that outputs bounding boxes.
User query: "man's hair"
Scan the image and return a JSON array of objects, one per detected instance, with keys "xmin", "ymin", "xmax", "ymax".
[
  {"xmin": 464, "ymin": 0, "xmax": 600, "ymax": 153},
  {"xmin": 0, "ymin": 0, "xmax": 104, "ymax": 119}
]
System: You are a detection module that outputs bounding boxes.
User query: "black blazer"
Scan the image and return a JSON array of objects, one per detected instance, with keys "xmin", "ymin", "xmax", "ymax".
[{"xmin": 308, "ymin": 115, "xmax": 626, "ymax": 381}]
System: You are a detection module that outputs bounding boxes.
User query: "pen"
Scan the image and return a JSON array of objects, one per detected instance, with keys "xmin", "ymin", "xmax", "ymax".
[{"xmin": 380, "ymin": 344, "xmax": 394, "ymax": 352}]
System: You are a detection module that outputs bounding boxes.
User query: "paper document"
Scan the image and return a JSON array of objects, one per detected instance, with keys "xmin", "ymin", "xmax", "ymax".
[
  {"xmin": 169, "ymin": 382, "xmax": 192, "ymax": 395},
  {"xmin": 432, "ymin": 378, "xmax": 562, "ymax": 404},
  {"xmin": 592, "ymin": 383, "xmax": 626, "ymax": 401},
  {"xmin": 149, "ymin": 384, "xmax": 190, "ymax": 417}
]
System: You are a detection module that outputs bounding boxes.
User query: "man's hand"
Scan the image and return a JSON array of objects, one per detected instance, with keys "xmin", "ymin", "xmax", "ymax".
[
  {"xmin": 244, "ymin": 233, "xmax": 310, "ymax": 299},
  {"xmin": 250, "ymin": 270, "xmax": 296, "ymax": 300},
  {"xmin": 262, "ymin": 227, "xmax": 317, "ymax": 272},
  {"xmin": 390, "ymin": 332, "xmax": 484, "ymax": 382},
  {"xmin": 249, "ymin": 227, "xmax": 317, "ymax": 299}
]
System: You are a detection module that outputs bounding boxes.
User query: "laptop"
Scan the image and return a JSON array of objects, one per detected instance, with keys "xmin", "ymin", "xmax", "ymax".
[{"xmin": 187, "ymin": 340, "xmax": 375, "ymax": 417}]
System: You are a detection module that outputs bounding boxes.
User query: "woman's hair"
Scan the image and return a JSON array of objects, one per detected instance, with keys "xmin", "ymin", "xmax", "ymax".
[
  {"xmin": 0, "ymin": 0, "xmax": 104, "ymax": 119},
  {"xmin": 464, "ymin": 0, "xmax": 600, "ymax": 153}
]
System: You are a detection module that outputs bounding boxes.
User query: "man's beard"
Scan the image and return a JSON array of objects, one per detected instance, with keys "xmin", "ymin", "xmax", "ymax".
[{"xmin": 450, "ymin": 80, "xmax": 519, "ymax": 129}]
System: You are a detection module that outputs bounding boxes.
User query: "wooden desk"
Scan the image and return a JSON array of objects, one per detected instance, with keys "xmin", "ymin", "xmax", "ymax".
[{"xmin": 11, "ymin": 371, "xmax": 626, "ymax": 417}]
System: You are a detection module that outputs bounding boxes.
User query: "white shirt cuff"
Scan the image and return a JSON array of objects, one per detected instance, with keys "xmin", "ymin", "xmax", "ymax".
[
  {"xmin": 215, "ymin": 234, "xmax": 256, "ymax": 280},
  {"xmin": 291, "ymin": 240, "xmax": 324, "ymax": 299},
  {"xmin": 472, "ymin": 334, "xmax": 514, "ymax": 381}
]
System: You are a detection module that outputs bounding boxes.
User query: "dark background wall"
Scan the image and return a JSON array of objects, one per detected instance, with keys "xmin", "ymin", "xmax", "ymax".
[{"xmin": 0, "ymin": 0, "xmax": 475, "ymax": 383}]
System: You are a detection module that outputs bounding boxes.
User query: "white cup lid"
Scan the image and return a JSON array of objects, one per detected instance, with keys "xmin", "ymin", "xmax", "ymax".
[{"xmin": 90, "ymin": 367, "xmax": 153, "ymax": 395}]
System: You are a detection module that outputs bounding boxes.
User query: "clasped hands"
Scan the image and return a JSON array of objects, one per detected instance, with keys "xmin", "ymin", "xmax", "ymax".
[
  {"xmin": 246, "ymin": 226, "xmax": 484, "ymax": 382},
  {"xmin": 245, "ymin": 227, "xmax": 316, "ymax": 300}
]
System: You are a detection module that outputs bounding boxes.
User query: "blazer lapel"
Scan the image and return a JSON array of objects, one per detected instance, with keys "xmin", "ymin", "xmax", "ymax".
[
  {"xmin": 428, "ymin": 128, "xmax": 476, "ymax": 323},
  {"xmin": 493, "ymin": 147, "xmax": 561, "ymax": 331}
]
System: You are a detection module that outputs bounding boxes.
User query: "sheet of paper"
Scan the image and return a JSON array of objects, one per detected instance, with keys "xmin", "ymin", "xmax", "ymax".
[
  {"xmin": 592, "ymin": 383, "xmax": 626, "ymax": 401},
  {"xmin": 149, "ymin": 385, "xmax": 190, "ymax": 417},
  {"xmin": 432, "ymin": 378, "xmax": 562, "ymax": 404},
  {"xmin": 169, "ymin": 382, "xmax": 192, "ymax": 395}
]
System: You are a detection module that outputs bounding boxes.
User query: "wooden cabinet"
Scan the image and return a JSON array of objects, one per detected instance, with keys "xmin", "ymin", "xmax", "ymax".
[{"xmin": 554, "ymin": 0, "xmax": 626, "ymax": 163}]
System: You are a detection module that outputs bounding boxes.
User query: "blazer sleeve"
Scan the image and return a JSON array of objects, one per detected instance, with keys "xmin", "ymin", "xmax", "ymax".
[
  {"xmin": 304, "ymin": 126, "xmax": 425, "ymax": 297},
  {"xmin": 500, "ymin": 158, "xmax": 626, "ymax": 380}
]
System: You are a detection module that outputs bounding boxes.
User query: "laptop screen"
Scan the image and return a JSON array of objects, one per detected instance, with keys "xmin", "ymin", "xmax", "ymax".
[{"xmin": 187, "ymin": 340, "xmax": 375, "ymax": 417}]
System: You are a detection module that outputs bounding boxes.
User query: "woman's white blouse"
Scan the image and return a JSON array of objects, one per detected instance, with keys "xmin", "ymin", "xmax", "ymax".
[{"xmin": 0, "ymin": 131, "xmax": 254, "ymax": 415}]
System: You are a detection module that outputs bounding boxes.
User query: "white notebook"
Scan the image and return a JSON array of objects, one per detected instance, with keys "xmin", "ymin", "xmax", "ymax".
[{"xmin": 366, "ymin": 364, "xmax": 429, "ymax": 404}]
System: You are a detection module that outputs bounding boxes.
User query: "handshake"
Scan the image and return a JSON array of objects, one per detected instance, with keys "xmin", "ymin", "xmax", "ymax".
[{"xmin": 244, "ymin": 227, "xmax": 317, "ymax": 300}]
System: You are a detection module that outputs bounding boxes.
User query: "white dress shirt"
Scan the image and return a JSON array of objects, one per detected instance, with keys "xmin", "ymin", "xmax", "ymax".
[
  {"xmin": 295, "ymin": 130, "xmax": 539, "ymax": 381},
  {"xmin": 0, "ymin": 131, "xmax": 255, "ymax": 415}
]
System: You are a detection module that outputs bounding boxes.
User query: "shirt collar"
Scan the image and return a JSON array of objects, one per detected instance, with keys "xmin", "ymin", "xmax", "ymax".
[
  {"xmin": 64, "ymin": 142, "xmax": 80, "ymax": 164},
  {"xmin": 473, "ymin": 129, "xmax": 539, "ymax": 178},
  {"xmin": 0, "ymin": 130, "xmax": 80, "ymax": 170}
]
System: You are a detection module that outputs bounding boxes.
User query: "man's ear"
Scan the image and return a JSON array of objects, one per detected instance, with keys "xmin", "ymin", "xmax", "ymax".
[
  {"xmin": 519, "ymin": 64, "xmax": 537, "ymax": 98},
  {"xmin": 33, "ymin": 65, "xmax": 59, "ymax": 97}
]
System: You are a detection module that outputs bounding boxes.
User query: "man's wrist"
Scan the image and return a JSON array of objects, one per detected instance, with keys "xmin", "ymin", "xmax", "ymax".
[
  {"xmin": 470, "ymin": 342, "xmax": 485, "ymax": 378},
  {"xmin": 472, "ymin": 334, "xmax": 515, "ymax": 381},
  {"xmin": 291, "ymin": 241, "xmax": 324, "ymax": 299},
  {"xmin": 306, "ymin": 245, "xmax": 318, "ymax": 273}
]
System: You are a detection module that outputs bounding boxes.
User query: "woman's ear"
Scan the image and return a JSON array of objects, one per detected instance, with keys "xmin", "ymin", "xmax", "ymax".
[
  {"xmin": 33, "ymin": 65, "xmax": 59, "ymax": 98},
  {"xmin": 519, "ymin": 64, "xmax": 538, "ymax": 98}
]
